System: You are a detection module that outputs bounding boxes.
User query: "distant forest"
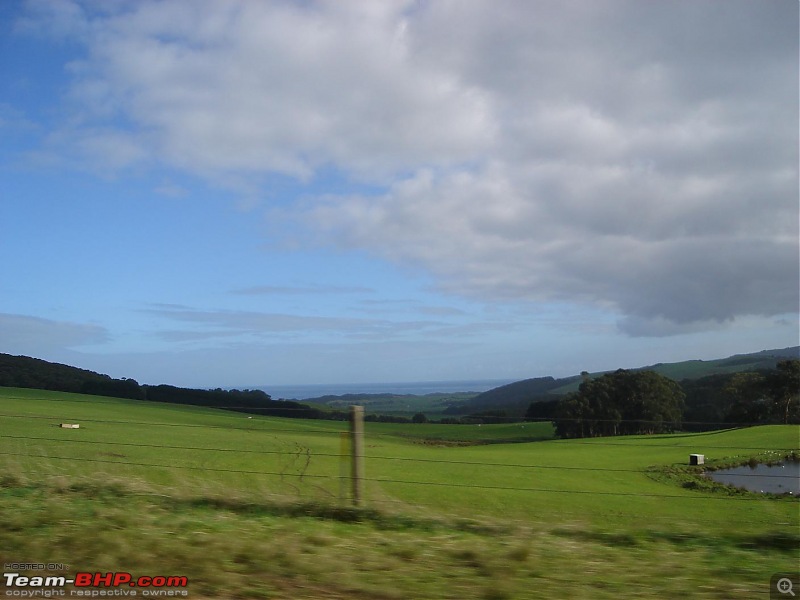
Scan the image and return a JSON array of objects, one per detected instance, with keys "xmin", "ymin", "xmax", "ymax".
[
  {"xmin": 0, "ymin": 353, "xmax": 322, "ymax": 419},
  {"xmin": 548, "ymin": 362, "xmax": 799, "ymax": 438},
  {"xmin": 0, "ymin": 351, "xmax": 797, "ymax": 434}
]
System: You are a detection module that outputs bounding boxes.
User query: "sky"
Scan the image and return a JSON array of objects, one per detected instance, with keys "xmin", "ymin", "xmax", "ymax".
[{"xmin": 1, "ymin": 0, "xmax": 798, "ymax": 390}]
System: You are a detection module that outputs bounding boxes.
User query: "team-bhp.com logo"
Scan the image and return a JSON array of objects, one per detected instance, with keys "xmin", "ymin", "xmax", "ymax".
[{"xmin": 4, "ymin": 571, "xmax": 188, "ymax": 597}]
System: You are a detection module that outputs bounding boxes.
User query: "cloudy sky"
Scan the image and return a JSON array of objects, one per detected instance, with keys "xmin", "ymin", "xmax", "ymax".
[{"xmin": 1, "ymin": 0, "xmax": 797, "ymax": 389}]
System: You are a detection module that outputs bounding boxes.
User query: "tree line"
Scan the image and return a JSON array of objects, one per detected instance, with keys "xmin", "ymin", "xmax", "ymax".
[
  {"xmin": 681, "ymin": 359, "xmax": 799, "ymax": 428},
  {"xmin": 0, "ymin": 353, "xmax": 320, "ymax": 419},
  {"xmin": 551, "ymin": 369, "xmax": 684, "ymax": 438},
  {"xmin": 536, "ymin": 360, "xmax": 799, "ymax": 438}
]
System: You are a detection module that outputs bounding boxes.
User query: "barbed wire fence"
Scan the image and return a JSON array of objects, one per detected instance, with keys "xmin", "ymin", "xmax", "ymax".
[{"xmin": 1, "ymin": 405, "xmax": 798, "ymax": 522}]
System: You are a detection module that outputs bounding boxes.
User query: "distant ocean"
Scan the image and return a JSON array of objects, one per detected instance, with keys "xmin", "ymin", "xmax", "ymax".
[{"xmin": 261, "ymin": 379, "xmax": 516, "ymax": 400}]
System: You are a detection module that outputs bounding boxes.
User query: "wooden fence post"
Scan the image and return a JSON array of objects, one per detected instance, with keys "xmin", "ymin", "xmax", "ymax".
[
  {"xmin": 349, "ymin": 405, "xmax": 364, "ymax": 507},
  {"xmin": 339, "ymin": 432, "xmax": 349, "ymax": 504}
]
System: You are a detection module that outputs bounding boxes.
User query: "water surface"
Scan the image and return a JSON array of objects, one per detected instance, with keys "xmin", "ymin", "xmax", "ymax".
[{"xmin": 706, "ymin": 461, "xmax": 800, "ymax": 494}]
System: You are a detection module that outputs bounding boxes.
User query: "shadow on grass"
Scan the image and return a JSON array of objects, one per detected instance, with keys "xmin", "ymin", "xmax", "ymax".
[
  {"xmin": 1, "ymin": 474, "xmax": 509, "ymax": 536},
  {"xmin": 3, "ymin": 474, "xmax": 796, "ymax": 551},
  {"xmin": 552, "ymin": 527, "xmax": 799, "ymax": 552},
  {"xmin": 401, "ymin": 435, "xmax": 554, "ymax": 447},
  {"xmin": 182, "ymin": 496, "xmax": 510, "ymax": 536}
]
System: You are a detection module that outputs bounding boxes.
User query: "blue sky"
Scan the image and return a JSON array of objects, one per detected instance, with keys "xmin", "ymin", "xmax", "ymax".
[{"xmin": 1, "ymin": 0, "xmax": 798, "ymax": 389}]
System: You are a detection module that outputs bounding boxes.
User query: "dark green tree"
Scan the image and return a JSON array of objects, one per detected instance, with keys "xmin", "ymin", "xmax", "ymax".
[
  {"xmin": 553, "ymin": 370, "xmax": 684, "ymax": 438},
  {"xmin": 724, "ymin": 372, "xmax": 770, "ymax": 423},
  {"xmin": 766, "ymin": 360, "xmax": 800, "ymax": 424},
  {"xmin": 722, "ymin": 363, "xmax": 800, "ymax": 425}
]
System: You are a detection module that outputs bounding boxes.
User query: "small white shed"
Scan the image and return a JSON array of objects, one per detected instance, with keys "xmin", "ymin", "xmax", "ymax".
[{"xmin": 689, "ymin": 453, "xmax": 704, "ymax": 465}]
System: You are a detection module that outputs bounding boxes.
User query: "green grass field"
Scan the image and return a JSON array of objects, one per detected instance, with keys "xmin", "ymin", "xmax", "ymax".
[
  {"xmin": 1, "ymin": 387, "xmax": 798, "ymax": 599},
  {"xmin": 304, "ymin": 391, "xmax": 479, "ymax": 418}
]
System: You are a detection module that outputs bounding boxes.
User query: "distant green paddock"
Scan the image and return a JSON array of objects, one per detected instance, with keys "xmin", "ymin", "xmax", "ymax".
[{"xmin": 306, "ymin": 391, "xmax": 479, "ymax": 418}]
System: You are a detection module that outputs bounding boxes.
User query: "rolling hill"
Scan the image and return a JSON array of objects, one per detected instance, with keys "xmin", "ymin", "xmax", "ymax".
[{"xmin": 450, "ymin": 346, "xmax": 799, "ymax": 415}]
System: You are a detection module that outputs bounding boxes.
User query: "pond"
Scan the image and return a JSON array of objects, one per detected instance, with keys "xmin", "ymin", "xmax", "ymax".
[{"xmin": 705, "ymin": 461, "xmax": 800, "ymax": 495}]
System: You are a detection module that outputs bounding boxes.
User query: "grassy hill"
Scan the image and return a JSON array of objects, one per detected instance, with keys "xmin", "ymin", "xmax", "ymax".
[
  {"xmin": 446, "ymin": 376, "xmax": 577, "ymax": 415},
  {"xmin": 1, "ymin": 386, "xmax": 797, "ymax": 598},
  {"xmin": 559, "ymin": 346, "xmax": 799, "ymax": 394}
]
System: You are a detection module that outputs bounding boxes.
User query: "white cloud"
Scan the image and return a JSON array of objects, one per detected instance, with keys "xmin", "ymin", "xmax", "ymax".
[
  {"xmin": 18, "ymin": 0, "xmax": 800, "ymax": 336},
  {"xmin": 15, "ymin": 0, "xmax": 91, "ymax": 40},
  {"xmin": 141, "ymin": 304, "xmax": 520, "ymax": 348},
  {"xmin": 143, "ymin": 305, "xmax": 440, "ymax": 342},
  {"xmin": 0, "ymin": 313, "xmax": 109, "ymax": 354},
  {"xmin": 154, "ymin": 180, "xmax": 189, "ymax": 199},
  {"xmin": 231, "ymin": 284, "xmax": 374, "ymax": 296},
  {"xmin": 42, "ymin": 0, "xmax": 494, "ymax": 181}
]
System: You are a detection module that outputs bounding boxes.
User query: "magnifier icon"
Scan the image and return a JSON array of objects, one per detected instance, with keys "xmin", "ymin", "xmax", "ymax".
[{"xmin": 778, "ymin": 578, "xmax": 796, "ymax": 597}]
